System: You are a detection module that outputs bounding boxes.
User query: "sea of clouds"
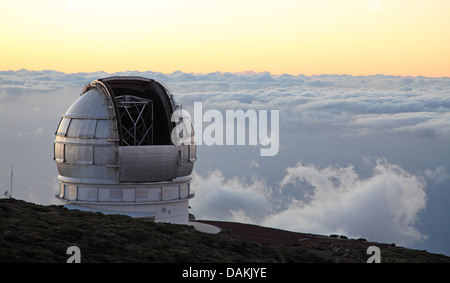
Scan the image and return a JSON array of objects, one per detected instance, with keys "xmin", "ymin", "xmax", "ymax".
[{"xmin": 1, "ymin": 69, "xmax": 449, "ymax": 254}]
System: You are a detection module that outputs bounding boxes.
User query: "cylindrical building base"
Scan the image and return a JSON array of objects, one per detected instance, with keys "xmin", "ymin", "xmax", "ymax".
[
  {"xmin": 57, "ymin": 177, "xmax": 193, "ymax": 225},
  {"xmin": 63, "ymin": 199, "xmax": 191, "ymax": 225}
]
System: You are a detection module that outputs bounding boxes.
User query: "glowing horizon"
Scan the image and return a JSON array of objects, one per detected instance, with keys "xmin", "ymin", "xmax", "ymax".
[{"xmin": 1, "ymin": 0, "xmax": 449, "ymax": 77}]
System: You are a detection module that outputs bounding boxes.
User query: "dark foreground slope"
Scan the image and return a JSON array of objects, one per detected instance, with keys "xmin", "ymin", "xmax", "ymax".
[{"xmin": 0, "ymin": 199, "xmax": 448, "ymax": 263}]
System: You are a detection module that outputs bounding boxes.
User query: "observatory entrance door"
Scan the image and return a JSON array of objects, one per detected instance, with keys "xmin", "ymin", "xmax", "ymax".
[{"xmin": 116, "ymin": 95, "xmax": 154, "ymax": 146}]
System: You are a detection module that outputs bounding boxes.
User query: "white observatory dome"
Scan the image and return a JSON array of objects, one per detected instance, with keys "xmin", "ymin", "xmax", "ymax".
[{"xmin": 54, "ymin": 76, "xmax": 196, "ymax": 224}]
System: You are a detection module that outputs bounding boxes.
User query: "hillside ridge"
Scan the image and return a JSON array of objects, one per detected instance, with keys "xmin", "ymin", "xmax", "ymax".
[{"xmin": 1, "ymin": 198, "xmax": 448, "ymax": 263}]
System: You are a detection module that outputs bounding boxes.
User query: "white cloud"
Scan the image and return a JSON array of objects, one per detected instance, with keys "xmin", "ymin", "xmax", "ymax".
[
  {"xmin": 191, "ymin": 159, "xmax": 429, "ymax": 246},
  {"xmin": 344, "ymin": 112, "xmax": 450, "ymax": 139},
  {"xmin": 424, "ymin": 167, "xmax": 450, "ymax": 185},
  {"xmin": 264, "ymin": 159, "xmax": 427, "ymax": 245},
  {"xmin": 190, "ymin": 170, "xmax": 272, "ymax": 223},
  {"xmin": 170, "ymin": 73, "xmax": 450, "ymax": 144}
]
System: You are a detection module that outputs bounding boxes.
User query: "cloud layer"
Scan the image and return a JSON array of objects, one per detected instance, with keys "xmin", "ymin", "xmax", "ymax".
[
  {"xmin": 271, "ymin": 159, "xmax": 427, "ymax": 244},
  {"xmin": 191, "ymin": 159, "xmax": 428, "ymax": 246}
]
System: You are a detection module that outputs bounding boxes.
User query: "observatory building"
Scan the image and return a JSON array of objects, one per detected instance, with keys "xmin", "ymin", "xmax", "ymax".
[{"xmin": 53, "ymin": 76, "xmax": 196, "ymax": 224}]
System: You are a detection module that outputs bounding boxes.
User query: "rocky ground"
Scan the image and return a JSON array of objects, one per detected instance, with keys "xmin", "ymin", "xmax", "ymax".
[{"xmin": 1, "ymin": 198, "xmax": 448, "ymax": 263}]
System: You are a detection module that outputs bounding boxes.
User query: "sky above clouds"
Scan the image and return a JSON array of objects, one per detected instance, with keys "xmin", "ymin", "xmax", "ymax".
[
  {"xmin": 0, "ymin": 70, "xmax": 449, "ymax": 256},
  {"xmin": 1, "ymin": 0, "xmax": 450, "ymax": 76}
]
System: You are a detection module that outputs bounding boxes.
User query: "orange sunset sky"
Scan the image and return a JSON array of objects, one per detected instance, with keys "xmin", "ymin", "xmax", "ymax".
[{"xmin": 1, "ymin": 0, "xmax": 449, "ymax": 77}]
